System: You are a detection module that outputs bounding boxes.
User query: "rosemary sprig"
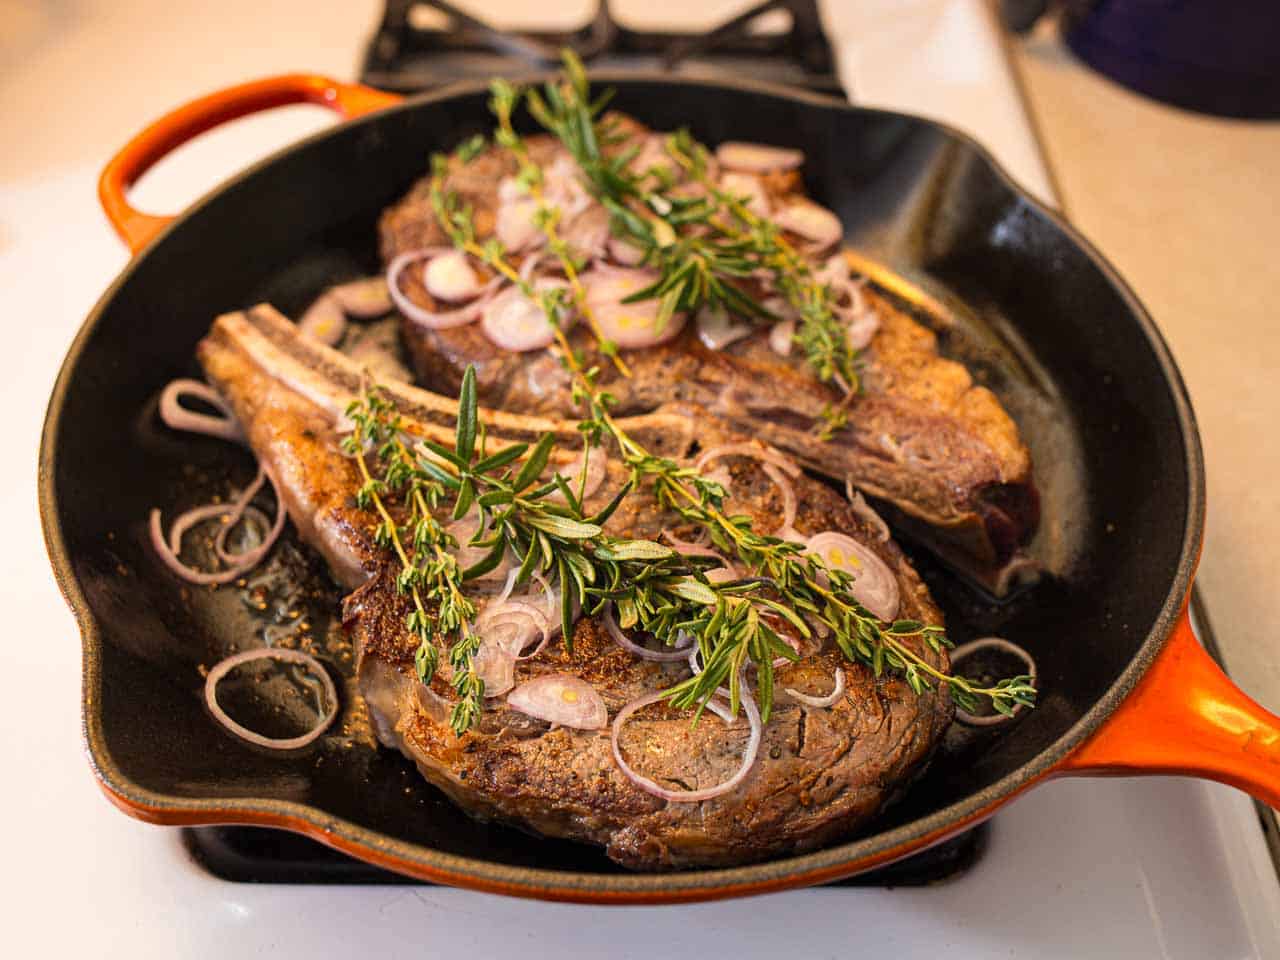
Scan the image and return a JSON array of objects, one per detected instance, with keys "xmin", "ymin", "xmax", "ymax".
[
  {"xmin": 347, "ymin": 369, "xmax": 1035, "ymax": 732},
  {"xmin": 525, "ymin": 51, "xmax": 859, "ymax": 392}
]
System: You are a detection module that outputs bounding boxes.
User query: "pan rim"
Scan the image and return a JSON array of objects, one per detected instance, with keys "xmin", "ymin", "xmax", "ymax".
[{"xmin": 39, "ymin": 70, "xmax": 1205, "ymax": 901}]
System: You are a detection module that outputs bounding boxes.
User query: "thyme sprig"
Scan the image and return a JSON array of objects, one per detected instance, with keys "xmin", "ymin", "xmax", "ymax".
[{"xmin": 342, "ymin": 388, "xmax": 482, "ymax": 727}]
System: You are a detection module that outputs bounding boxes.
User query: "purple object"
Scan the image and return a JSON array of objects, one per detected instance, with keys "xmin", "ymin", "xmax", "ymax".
[{"xmin": 1063, "ymin": 0, "xmax": 1280, "ymax": 119}]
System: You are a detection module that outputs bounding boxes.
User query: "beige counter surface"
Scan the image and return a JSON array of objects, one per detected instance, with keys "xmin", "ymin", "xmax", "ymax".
[{"xmin": 1011, "ymin": 28, "xmax": 1280, "ymax": 709}]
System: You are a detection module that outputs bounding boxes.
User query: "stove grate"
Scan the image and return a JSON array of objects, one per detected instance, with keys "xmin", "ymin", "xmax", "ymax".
[{"xmin": 359, "ymin": 0, "xmax": 845, "ymax": 97}]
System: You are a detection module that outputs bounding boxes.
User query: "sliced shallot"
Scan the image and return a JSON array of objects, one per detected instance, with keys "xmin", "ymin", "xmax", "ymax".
[
  {"xmin": 472, "ymin": 629, "xmax": 519, "ymax": 698},
  {"xmin": 602, "ymin": 602, "xmax": 694, "ymax": 662},
  {"xmin": 496, "ymin": 186, "xmax": 543, "ymax": 253},
  {"xmin": 476, "ymin": 599, "xmax": 550, "ymax": 661},
  {"xmin": 768, "ymin": 319, "xmax": 795, "ymax": 356},
  {"xmin": 696, "ymin": 304, "xmax": 754, "ymax": 351},
  {"xmin": 611, "ymin": 684, "xmax": 761, "ymax": 803},
  {"xmin": 773, "ymin": 201, "xmax": 843, "ymax": 249},
  {"xmin": 704, "ymin": 566, "xmax": 740, "ymax": 584},
  {"xmin": 561, "ymin": 204, "xmax": 611, "ymax": 260},
  {"xmin": 330, "ymin": 276, "xmax": 392, "ymax": 317},
  {"xmin": 847, "ymin": 310, "xmax": 880, "ymax": 351},
  {"xmin": 719, "ymin": 171, "xmax": 771, "ymax": 217},
  {"xmin": 480, "ymin": 278, "xmax": 570, "ymax": 352},
  {"xmin": 715, "ymin": 141, "xmax": 804, "ymax": 174},
  {"xmin": 950, "ymin": 637, "xmax": 1038, "ymax": 727},
  {"xmin": 158, "ymin": 379, "xmax": 244, "ymax": 444},
  {"xmin": 580, "ymin": 266, "xmax": 687, "ymax": 348},
  {"xmin": 815, "ymin": 254, "xmax": 851, "ymax": 286},
  {"xmin": 785, "ymin": 667, "xmax": 846, "ymax": 708},
  {"xmin": 424, "ymin": 250, "xmax": 485, "ymax": 303},
  {"xmin": 204, "ymin": 648, "xmax": 338, "ymax": 750},
  {"xmin": 630, "ymin": 133, "xmax": 682, "ymax": 180},
  {"xmin": 695, "ymin": 441, "xmax": 801, "ymax": 478},
  {"xmin": 150, "ymin": 466, "xmax": 287, "ymax": 586},
  {"xmin": 297, "ymin": 294, "xmax": 347, "ymax": 346},
  {"xmin": 607, "ymin": 233, "xmax": 646, "ymax": 266},
  {"xmin": 507, "ymin": 675, "xmax": 608, "ymax": 730},
  {"xmin": 805, "ymin": 531, "xmax": 900, "ymax": 622},
  {"xmin": 387, "ymin": 250, "xmax": 497, "ymax": 330}
]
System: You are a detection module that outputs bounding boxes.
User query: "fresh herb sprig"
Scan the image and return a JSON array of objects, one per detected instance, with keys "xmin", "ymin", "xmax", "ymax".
[
  {"xmin": 342, "ymin": 390, "xmax": 472, "ymax": 709},
  {"xmin": 524, "ymin": 51, "xmax": 859, "ymax": 393},
  {"xmin": 348, "ymin": 370, "xmax": 1035, "ymax": 732}
]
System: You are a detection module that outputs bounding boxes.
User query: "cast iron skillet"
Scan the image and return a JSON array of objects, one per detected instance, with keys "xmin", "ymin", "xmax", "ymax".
[{"xmin": 40, "ymin": 73, "xmax": 1280, "ymax": 903}]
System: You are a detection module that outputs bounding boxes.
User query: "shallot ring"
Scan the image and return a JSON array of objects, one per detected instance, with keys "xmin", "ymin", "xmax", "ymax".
[
  {"xmin": 150, "ymin": 466, "xmax": 287, "ymax": 585},
  {"xmin": 695, "ymin": 442, "xmax": 800, "ymax": 477},
  {"xmin": 611, "ymin": 685, "xmax": 761, "ymax": 803},
  {"xmin": 603, "ymin": 602, "xmax": 693, "ymax": 662},
  {"xmin": 950, "ymin": 637, "xmax": 1038, "ymax": 727},
  {"xmin": 785, "ymin": 667, "xmax": 846, "ymax": 708},
  {"xmin": 204, "ymin": 648, "xmax": 338, "ymax": 750},
  {"xmin": 158, "ymin": 379, "xmax": 245, "ymax": 444},
  {"xmin": 387, "ymin": 248, "xmax": 500, "ymax": 330}
]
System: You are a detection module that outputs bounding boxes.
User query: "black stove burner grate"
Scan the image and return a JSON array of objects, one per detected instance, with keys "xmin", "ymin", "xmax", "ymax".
[
  {"xmin": 360, "ymin": 0, "xmax": 845, "ymax": 97},
  {"xmin": 183, "ymin": 821, "xmax": 988, "ymax": 887}
]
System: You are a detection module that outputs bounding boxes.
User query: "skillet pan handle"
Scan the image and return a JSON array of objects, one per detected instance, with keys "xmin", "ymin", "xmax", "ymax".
[
  {"xmin": 1057, "ymin": 607, "xmax": 1280, "ymax": 809},
  {"xmin": 98, "ymin": 74, "xmax": 403, "ymax": 254}
]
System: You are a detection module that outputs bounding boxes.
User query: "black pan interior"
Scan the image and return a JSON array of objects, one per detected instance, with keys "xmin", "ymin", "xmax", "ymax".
[{"xmin": 46, "ymin": 78, "xmax": 1199, "ymax": 879}]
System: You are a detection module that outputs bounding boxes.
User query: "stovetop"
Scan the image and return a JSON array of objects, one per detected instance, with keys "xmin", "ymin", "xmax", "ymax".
[
  {"xmin": 360, "ymin": 0, "xmax": 843, "ymax": 95},
  {"xmin": 5, "ymin": 1, "xmax": 1278, "ymax": 956}
]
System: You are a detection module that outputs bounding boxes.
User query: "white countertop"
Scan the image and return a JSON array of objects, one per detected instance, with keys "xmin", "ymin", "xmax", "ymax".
[
  {"xmin": 1010, "ymin": 23, "xmax": 1280, "ymax": 710},
  {"xmin": 3, "ymin": 1, "xmax": 1277, "ymax": 955}
]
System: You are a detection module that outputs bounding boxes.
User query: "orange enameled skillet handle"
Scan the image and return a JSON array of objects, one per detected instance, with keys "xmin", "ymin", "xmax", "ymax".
[
  {"xmin": 98, "ymin": 74, "xmax": 403, "ymax": 254},
  {"xmin": 1058, "ymin": 607, "xmax": 1280, "ymax": 808}
]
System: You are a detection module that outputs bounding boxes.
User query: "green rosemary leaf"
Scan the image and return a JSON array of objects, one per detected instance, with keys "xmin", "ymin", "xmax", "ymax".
[
  {"xmin": 470, "ymin": 442, "xmax": 528, "ymax": 475},
  {"xmin": 558, "ymin": 555, "xmax": 575, "ymax": 647},
  {"xmin": 587, "ymin": 482, "xmax": 631, "ymax": 526},
  {"xmin": 514, "ymin": 537, "xmax": 540, "ymax": 584},
  {"xmin": 513, "ymin": 432, "xmax": 555, "ymax": 492},
  {"xmin": 525, "ymin": 514, "xmax": 603, "ymax": 540},
  {"xmin": 476, "ymin": 489, "xmax": 514, "ymax": 508},
  {"xmin": 455, "ymin": 364, "xmax": 478, "ymax": 462},
  {"xmin": 593, "ymin": 538, "xmax": 675, "ymax": 562},
  {"xmin": 452, "ymin": 476, "xmax": 475, "ymax": 520},
  {"xmin": 668, "ymin": 577, "xmax": 718, "ymax": 606},
  {"xmin": 416, "ymin": 458, "xmax": 462, "ymax": 490},
  {"xmin": 550, "ymin": 472, "xmax": 581, "ymax": 513},
  {"xmin": 461, "ymin": 539, "xmax": 507, "ymax": 581},
  {"xmin": 419, "ymin": 438, "xmax": 466, "ymax": 469}
]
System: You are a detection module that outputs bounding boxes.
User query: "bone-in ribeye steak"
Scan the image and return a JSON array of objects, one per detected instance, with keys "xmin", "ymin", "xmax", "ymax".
[
  {"xmin": 198, "ymin": 304, "xmax": 952, "ymax": 869},
  {"xmin": 379, "ymin": 121, "xmax": 1038, "ymax": 581}
]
